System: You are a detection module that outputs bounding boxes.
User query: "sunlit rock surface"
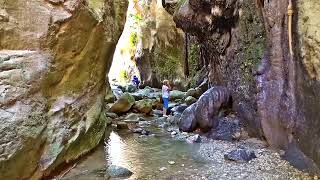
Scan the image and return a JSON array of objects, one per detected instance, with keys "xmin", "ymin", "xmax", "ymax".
[{"xmin": 0, "ymin": 0, "xmax": 128, "ymax": 179}]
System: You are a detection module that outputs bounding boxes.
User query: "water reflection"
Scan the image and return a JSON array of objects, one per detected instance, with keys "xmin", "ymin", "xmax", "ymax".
[{"xmin": 105, "ymin": 129, "xmax": 206, "ymax": 179}]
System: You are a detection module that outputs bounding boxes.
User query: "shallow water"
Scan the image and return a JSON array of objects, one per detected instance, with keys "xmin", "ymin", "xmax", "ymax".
[{"xmin": 62, "ymin": 126, "xmax": 208, "ymax": 180}]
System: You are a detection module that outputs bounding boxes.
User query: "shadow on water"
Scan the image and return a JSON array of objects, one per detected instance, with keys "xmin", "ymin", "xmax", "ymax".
[{"xmin": 61, "ymin": 126, "xmax": 208, "ymax": 180}]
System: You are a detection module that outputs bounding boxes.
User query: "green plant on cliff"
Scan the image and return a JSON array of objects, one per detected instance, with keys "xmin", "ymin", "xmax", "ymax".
[
  {"xmin": 239, "ymin": 1, "xmax": 266, "ymax": 83},
  {"xmin": 153, "ymin": 46, "xmax": 183, "ymax": 81}
]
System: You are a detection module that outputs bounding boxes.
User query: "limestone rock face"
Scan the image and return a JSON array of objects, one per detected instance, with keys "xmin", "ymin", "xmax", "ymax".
[
  {"xmin": 0, "ymin": 0, "xmax": 128, "ymax": 179},
  {"xmin": 134, "ymin": 0, "xmax": 185, "ymax": 87}
]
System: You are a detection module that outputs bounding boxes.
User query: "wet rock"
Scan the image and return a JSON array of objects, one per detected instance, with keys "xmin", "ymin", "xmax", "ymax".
[
  {"xmin": 107, "ymin": 165, "xmax": 133, "ymax": 178},
  {"xmin": 186, "ymin": 134, "xmax": 201, "ymax": 143},
  {"xmin": 131, "ymin": 128, "xmax": 143, "ymax": 133},
  {"xmin": 179, "ymin": 104, "xmax": 197, "ymax": 132},
  {"xmin": 171, "ymin": 104, "xmax": 188, "ymax": 113},
  {"xmin": 125, "ymin": 84, "xmax": 137, "ymax": 93},
  {"xmin": 110, "ymin": 93, "xmax": 135, "ymax": 114},
  {"xmin": 167, "ymin": 114, "xmax": 181, "ymax": 125},
  {"xmin": 133, "ymin": 99, "xmax": 153, "ymax": 114},
  {"xmin": 185, "ymin": 96, "xmax": 197, "ymax": 105},
  {"xmin": 152, "ymin": 109, "xmax": 163, "ymax": 117},
  {"xmin": 117, "ymin": 122, "xmax": 129, "ymax": 130},
  {"xmin": 224, "ymin": 149, "xmax": 257, "ymax": 162},
  {"xmin": 105, "ymin": 112, "xmax": 118, "ymax": 119},
  {"xmin": 123, "ymin": 113, "xmax": 142, "ymax": 123},
  {"xmin": 138, "ymin": 121, "xmax": 151, "ymax": 127},
  {"xmin": 159, "ymin": 167, "xmax": 167, "ymax": 171},
  {"xmin": 170, "ymin": 90, "xmax": 186, "ymax": 100},
  {"xmin": 154, "ymin": 117, "xmax": 167, "ymax": 125}
]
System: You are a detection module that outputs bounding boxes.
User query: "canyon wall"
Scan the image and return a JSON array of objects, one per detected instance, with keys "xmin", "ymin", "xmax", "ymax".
[
  {"xmin": 0, "ymin": 0, "xmax": 127, "ymax": 179},
  {"xmin": 169, "ymin": 0, "xmax": 320, "ymax": 173}
]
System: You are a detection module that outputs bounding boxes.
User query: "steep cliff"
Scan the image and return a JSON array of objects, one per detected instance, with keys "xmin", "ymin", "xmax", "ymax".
[
  {"xmin": 169, "ymin": 0, "xmax": 320, "ymax": 173},
  {"xmin": 134, "ymin": 0, "xmax": 185, "ymax": 88},
  {"xmin": 0, "ymin": 0, "xmax": 127, "ymax": 179}
]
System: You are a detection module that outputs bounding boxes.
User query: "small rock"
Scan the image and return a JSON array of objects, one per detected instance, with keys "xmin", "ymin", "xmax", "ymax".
[
  {"xmin": 171, "ymin": 131, "xmax": 177, "ymax": 136},
  {"xmin": 186, "ymin": 134, "xmax": 201, "ymax": 143},
  {"xmin": 107, "ymin": 165, "xmax": 133, "ymax": 178},
  {"xmin": 117, "ymin": 122, "xmax": 128, "ymax": 129},
  {"xmin": 181, "ymin": 164, "xmax": 185, "ymax": 167},
  {"xmin": 168, "ymin": 161, "xmax": 175, "ymax": 165},
  {"xmin": 105, "ymin": 112, "xmax": 118, "ymax": 119},
  {"xmin": 159, "ymin": 167, "xmax": 167, "ymax": 171},
  {"xmin": 131, "ymin": 128, "xmax": 143, "ymax": 133},
  {"xmin": 224, "ymin": 148, "xmax": 257, "ymax": 162}
]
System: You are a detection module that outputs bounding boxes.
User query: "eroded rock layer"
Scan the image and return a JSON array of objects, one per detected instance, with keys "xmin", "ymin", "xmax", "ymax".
[{"xmin": 0, "ymin": 0, "xmax": 128, "ymax": 179}]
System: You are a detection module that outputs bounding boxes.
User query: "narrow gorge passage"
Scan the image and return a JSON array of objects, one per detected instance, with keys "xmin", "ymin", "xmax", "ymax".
[{"xmin": 0, "ymin": 0, "xmax": 320, "ymax": 180}]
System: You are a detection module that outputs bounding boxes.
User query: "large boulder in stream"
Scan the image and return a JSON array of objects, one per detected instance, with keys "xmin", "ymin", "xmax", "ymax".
[
  {"xmin": 179, "ymin": 86, "xmax": 231, "ymax": 132},
  {"xmin": 0, "ymin": 1, "xmax": 128, "ymax": 179},
  {"xmin": 110, "ymin": 93, "xmax": 135, "ymax": 114},
  {"xmin": 133, "ymin": 99, "xmax": 153, "ymax": 114}
]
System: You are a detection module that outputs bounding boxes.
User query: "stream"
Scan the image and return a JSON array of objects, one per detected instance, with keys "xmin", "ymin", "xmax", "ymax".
[{"xmin": 59, "ymin": 118, "xmax": 311, "ymax": 180}]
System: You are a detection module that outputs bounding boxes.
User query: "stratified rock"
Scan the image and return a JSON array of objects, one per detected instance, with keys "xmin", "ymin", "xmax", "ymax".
[
  {"xmin": 107, "ymin": 165, "xmax": 133, "ymax": 178},
  {"xmin": 179, "ymin": 86, "xmax": 231, "ymax": 132},
  {"xmin": 185, "ymin": 96, "xmax": 197, "ymax": 105},
  {"xmin": 224, "ymin": 149, "xmax": 257, "ymax": 162},
  {"xmin": 133, "ymin": 99, "xmax": 153, "ymax": 114},
  {"xmin": 110, "ymin": 93, "xmax": 135, "ymax": 114},
  {"xmin": 0, "ymin": 0, "xmax": 128, "ymax": 179}
]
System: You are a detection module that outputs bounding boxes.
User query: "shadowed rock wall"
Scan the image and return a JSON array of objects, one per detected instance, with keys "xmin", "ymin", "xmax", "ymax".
[{"xmin": 168, "ymin": 0, "xmax": 320, "ymax": 172}]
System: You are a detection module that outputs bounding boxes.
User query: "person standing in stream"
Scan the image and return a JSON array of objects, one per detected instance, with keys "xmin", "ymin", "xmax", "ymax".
[{"xmin": 162, "ymin": 80, "xmax": 171, "ymax": 117}]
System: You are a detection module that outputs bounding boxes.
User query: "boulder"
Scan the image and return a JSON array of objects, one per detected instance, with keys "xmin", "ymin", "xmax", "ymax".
[
  {"xmin": 110, "ymin": 93, "xmax": 135, "ymax": 114},
  {"xmin": 107, "ymin": 165, "xmax": 133, "ymax": 178},
  {"xmin": 224, "ymin": 149, "xmax": 257, "ymax": 162},
  {"xmin": 186, "ymin": 88, "xmax": 200, "ymax": 98},
  {"xmin": 170, "ymin": 90, "xmax": 186, "ymax": 100},
  {"xmin": 185, "ymin": 96, "xmax": 197, "ymax": 105},
  {"xmin": 133, "ymin": 99, "xmax": 153, "ymax": 114},
  {"xmin": 123, "ymin": 113, "xmax": 142, "ymax": 123},
  {"xmin": 179, "ymin": 86, "xmax": 231, "ymax": 132},
  {"xmin": 125, "ymin": 84, "xmax": 137, "ymax": 93}
]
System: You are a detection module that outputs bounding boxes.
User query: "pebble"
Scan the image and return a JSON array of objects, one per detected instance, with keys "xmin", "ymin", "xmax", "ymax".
[
  {"xmin": 168, "ymin": 161, "xmax": 175, "ymax": 165},
  {"xmin": 159, "ymin": 167, "xmax": 167, "ymax": 171}
]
